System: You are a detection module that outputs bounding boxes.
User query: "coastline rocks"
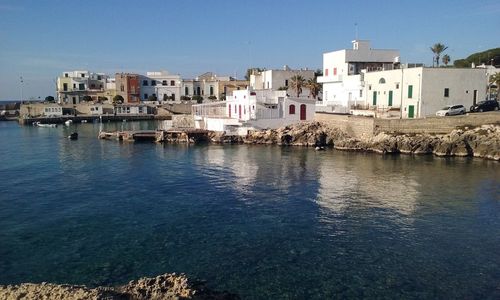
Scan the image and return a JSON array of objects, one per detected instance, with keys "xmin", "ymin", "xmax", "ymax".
[
  {"xmin": 209, "ymin": 121, "xmax": 500, "ymax": 160},
  {"xmin": 0, "ymin": 273, "xmax": 239, "ymax": 300}
]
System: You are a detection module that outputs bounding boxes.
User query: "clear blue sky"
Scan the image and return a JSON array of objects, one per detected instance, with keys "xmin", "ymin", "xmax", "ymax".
[{"xmin": 0, "ymin": 0, "xmax": 498, "ymax": 100}]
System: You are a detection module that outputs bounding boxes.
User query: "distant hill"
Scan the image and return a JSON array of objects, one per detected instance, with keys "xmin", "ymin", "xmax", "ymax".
[{"xmin": 454, "ymin": 48, "xmax": 500, "ymax": 68}]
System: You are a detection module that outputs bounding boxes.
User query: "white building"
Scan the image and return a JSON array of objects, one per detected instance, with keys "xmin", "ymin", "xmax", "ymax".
[
  {"xmin": 140, "ymin": 71, "xmax": 182, "ymax": 102},
  {"xmin": 57, "ymin": 70, "xmax": 110, "ymax": 104},
  {"xmin": 192, "ymin": 89, "xmax": 315, "ymax": 135},
  {"xmin": 250, "ymin": 66, "xmax": 315, "ymax": 97},
  {"xmin": 42, "ymin": 105, "xmax": 63, "ymax": 117},
  {"xmin": 317, "ymin": 40, "xmax": 400, "ymax": 113},
  {"xmin": 361, "ymin": 67, "xmax": 487, "ymax": 118}
]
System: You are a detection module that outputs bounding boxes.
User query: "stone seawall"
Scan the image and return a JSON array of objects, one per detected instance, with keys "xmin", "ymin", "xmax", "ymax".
[{"xmin": 314, "ymin": 112, "xmax": 500, "ymax": 137}]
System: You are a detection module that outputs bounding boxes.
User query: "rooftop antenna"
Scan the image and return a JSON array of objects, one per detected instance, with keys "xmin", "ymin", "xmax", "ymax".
[{"xmin": 355, "ymin": 23, "xmax": 358, "ymax": 40}]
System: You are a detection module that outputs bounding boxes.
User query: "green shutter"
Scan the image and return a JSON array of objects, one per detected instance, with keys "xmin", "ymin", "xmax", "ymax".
[
  {"xmin": 408, "ymin": 105, "xmax": 414, "ymax": 118},
  {"xmin": 388, "ymin": 91, "xmax": 393, "ymax": 106},
  {"xmin": 408, "ymin": 85, "xmax": 413, "ymax": 98},
  {"xmin": 373, "ymin": 91, "xmax": 377, "ymax": 105}
]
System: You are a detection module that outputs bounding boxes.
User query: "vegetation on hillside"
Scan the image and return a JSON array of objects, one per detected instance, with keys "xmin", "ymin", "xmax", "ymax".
[{"xmin": 454, "ymin": 48, "xmax": 500, "ymax": 68}]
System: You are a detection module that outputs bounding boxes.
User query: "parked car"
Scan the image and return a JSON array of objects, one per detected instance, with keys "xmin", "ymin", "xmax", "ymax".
[
  {"xmin": 469, "ymin": 100, "xmax": 499, "ymax": 112},
  {"xmin": 436, "ymin": 105, "xmax": 466, "ymax": 116}
]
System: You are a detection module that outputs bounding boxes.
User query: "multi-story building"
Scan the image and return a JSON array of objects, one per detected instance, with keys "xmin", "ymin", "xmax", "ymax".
[
  {"xmin": 57, "ymin": 71, "xmax": 109, "ymax": 104},
  {"xmin": 317, "ymin": 40, "xmax": 400, "ymax": 113},
  {"xmin": 182, "ymin": 72, "xmax": 248, "ymax": 101},
  {"xmin": 140, "ymin": 71, "xmax": 182, "ymax": 102},
  {"xmin": 361, "ymin": 67, "xmax": 486, "ymax": 118},
  {"xmin": 115, "ymin": 73, "xmax": 141, "ymax": 103},
  {"xmin": 250, "ymin": 66, "xmax": 315, "ymax": 98}
]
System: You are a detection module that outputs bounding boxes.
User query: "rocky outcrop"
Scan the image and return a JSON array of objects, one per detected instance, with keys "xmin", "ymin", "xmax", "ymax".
[
  {"xmin": 208, "ymin": 122, "xmax": 500, "ymax": 160},
  {"xmin": 0, "ymin": 273, "xmax": 238, "ymax": 300}
]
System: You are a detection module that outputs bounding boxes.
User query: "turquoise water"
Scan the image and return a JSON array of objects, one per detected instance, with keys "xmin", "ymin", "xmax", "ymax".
[{"xmin": 0, "ymin": 121, "xmax": 499, "ymax": 299}]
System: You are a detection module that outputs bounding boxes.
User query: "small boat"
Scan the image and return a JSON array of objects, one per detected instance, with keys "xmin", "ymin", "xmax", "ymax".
[
  {"xmin": 35, "ymin": 121, "xmax": 57, "ymax": 128},
  {"xmin": 68, "ymin": 132, "xmax": 78, "ymax": 140},
  {"xmin": 65, "ymin": 120, "xmax": 73, "ymax": 126},
  {"xmin": 81, "ymin": 120, "xmax": 88, "ymax": 123}
]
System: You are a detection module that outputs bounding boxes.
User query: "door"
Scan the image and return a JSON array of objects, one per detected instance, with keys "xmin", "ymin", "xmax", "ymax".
[
  {"xmin": 408, "ymin": 105, "xmax": 414, "ymax": 118},
  {"xmin": 388, "ymin": 91, "xmax": 393, "ymax": 106},
  {"xmin": 372, "ymin": 91, "xmax": 377, "ymax": 105},
  {"xmin": 300, "ymin": 104, "xmax": 306, "ymax": 120},
  {"xmin": 473, "ymin": 90, "xmax": 478, "ymax": 105},
  {"xmin": 238, "ymin": 105, "xmax": 242, "ymax": 119}
]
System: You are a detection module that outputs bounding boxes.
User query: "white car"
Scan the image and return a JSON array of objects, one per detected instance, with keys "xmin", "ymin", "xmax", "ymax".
[{"xmin": 436, "ymin": 105, "xmax": 466, "ymax": 116}]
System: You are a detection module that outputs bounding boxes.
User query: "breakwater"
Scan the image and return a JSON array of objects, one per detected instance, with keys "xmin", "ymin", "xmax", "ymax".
[{"xmin": 209, "ymin": 121, "xmax": 500, "ymax": 160}]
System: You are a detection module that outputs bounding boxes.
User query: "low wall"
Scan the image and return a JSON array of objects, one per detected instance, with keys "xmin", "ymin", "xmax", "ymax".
[
  {"xmin": 374, "ymin": 113, "xmax": 500, "ymax": 134},
  {"xmin": 315, "ymin": 112, "xmax": 500, "ymax": 136},
  {"xmin": 314, "ymin": 113, "xmax": 375, "ymax": 138}
]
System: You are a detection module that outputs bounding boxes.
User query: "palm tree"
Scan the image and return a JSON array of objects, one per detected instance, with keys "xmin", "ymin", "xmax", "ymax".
[
  {"xmin": 430, "ymin": 43, "xmax": 448, "ymax": 67},
  {"xmin": 289, "ymin": 75, "xmax": 306, "ymax": 97},
  {"xmin": 442, "ymin": 54, "xmax": 451, "ymax": 66},
  {"xmin": 306, "ymin": 78, "xmax": 321, "ymax": 99}
]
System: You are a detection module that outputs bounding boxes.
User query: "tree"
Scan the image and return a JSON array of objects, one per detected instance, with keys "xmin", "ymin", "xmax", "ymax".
[
  {"xmin": 314, "ymin": 69, "xmax": 323, "ymax": 78},
  {"xmin": 430, "ymin": 43, "xmax": 448, "ymax": 67},
  {"xmin": 244, "ymin": 67, "xmax": 264, "ymax": 80},
  {"xmin": 82, "ymin": 95, "xmax": 93, "ymax": 102},
  {"xmin": 113, "ymin": 95, "xmax": 124, "ymax": 104},
  {"xmin": 490, "ymin": 73, "xmax": 500, "ymax": 96},
  {"xmin": 208, "ymin": 95, "xmax": 217, "ymax": 101},
  {"xmin": 148, "ymin": 95, "xmax": 158, "ymax": 101},
  {"xmin": 442, "ymin": 54, "xmax": 451, "ymax": 66},
  {"xmin": 192, "ymin": 95, "xmax": 203, "ymax": 103},
  {"xmin": 45, "ymin": 96, "xmax": 55, "ymax": 102},
  {"xmin": 306, "ymin": 78, "xmax": 321, "ymax": 99},
  {"xmin": 289, "ymin": 75, "xmax": 306, "ymax": 97}
]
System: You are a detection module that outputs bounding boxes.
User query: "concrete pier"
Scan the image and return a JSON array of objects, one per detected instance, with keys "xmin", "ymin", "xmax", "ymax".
[{"xmin": 98, "ymin": 129, "xmax": 210, "ymax": 143}]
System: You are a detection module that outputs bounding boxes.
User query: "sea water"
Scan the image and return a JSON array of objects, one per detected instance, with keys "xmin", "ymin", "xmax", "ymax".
[{"xmin": 0, "ymin": 121, "xmax": 498, "ymax": 299}]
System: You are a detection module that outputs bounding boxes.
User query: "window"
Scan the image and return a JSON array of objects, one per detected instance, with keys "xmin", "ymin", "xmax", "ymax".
[
  {"xmin": 97, "ymin": 75, "xmax": 102, "ymax": 80},
  {"xmin": 289, "ymin": 104, "xmax": 296, "ymax": 115},
  {"xmin": 90, "ymin": 84, "xmax": 95, "ymax": 89},
  {"xmin": 144, "ymin": 93, "xmax": 148, "ymax": 99},
  {"xmin": 285, "ymin": 80, "xmax": 288, "ymax": 87},
  {"xmin": 64, "ymin": 73, "xmax": 68, "ymax": 77},
  {"xmin": 151, "ymin": 80, "xmax": 156, "ymax": 86},
  {"xmin": 444, "ymin": 88, "xmax": 449, "ymax": 97},
  {"xmin": 379, "ymin": 78, "xmax": 386, "ymax": 84},
  {"xmin": 359, "ymin": 90, "xmax": 363, "ymax": 97},
  {"xmin": 81, "ymin": 74, "xmax": 85, "ymax": 78},
  {"xmin": 368, "ymin": 85, "xmax": 371, "ymax": 90},
  {"xmin": 210, "ymin": 86, "xmax": 214, "ymax": 96},
  {"xmin": 162, "ymin": 80, "xmax": 167, "ymax": 86},
  {"xmin": 63, "ymin": 83, "xmax": 68, "ymax": 91},
  {"xmin": 170, "ymin": 80, "xmax": 175, "ymax": 86},
  {"xmin": 333, "ymin": 68, "xmax": 337, "ymax": 76},
  {"xmin": 120, "ymin": 84, "xmax": 124, "ymax": 92},
  {"xmin": 79, "ymin": 83, "xmax": 85, "ymax": 90},
  {"xmin": 325, "ymin": 69, "xmax": 329, "ymax": 76},
  {"xmin": 185, "ymin": 87, "xmax": 189, "ymax": 95},
  {"xmin": 73, "ymin": 84, "xmax": 76, "ymax": 88},
  {"xmin": 396, "ymin": 83, "xmax": 400, "ymax": 89},
  {"xmin": 171, "ymin": 94, "xmax": 175, "ymax": 101},
  {"xmin": 408, "ymin": 85, "xmax": 413, "ymax": 98},
  {"xmin": 267, "ymin": 82, "xmax": 270, "ymax": 89},
  {"xmin": 143, "ymin": 80, "xmax": 148, "ymax": 86}
]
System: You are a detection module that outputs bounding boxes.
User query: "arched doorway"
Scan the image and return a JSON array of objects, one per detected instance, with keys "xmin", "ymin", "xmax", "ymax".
[{"xmin": 300, "ymin": 104, "xmax": 306, "ymax": 120}]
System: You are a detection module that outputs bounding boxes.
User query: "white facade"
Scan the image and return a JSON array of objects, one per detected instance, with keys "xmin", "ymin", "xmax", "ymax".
[
  {"xmin": 192, "ymin": 89, "xmax": 315, "ymax": 134},
  {"xmin": 362, "ymin": 67, "xmax": 487, "ymax": 118},
  {"xmin": 317, "ymin": 40, "xmax": 400, "ymax": 113},
  {"xmin": 114, "ymin": 104, "xmax": 149, "ymax": 115},
  {"xmin": 140, "ymin": 71, "xmax": 182, "ymax": 102},
  {"xmin": 250, "ymin": 66, "xmax": 315, "ymax": 97}
]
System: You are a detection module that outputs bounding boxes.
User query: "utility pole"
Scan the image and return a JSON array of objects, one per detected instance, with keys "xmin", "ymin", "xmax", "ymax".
[{"xmin": 20, "ymin": 76, "xmax": 24, "ymax": 101}]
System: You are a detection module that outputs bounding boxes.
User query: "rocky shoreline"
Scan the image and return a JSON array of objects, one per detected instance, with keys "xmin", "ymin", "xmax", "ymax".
[
  {"xmin": 208, "ymin": 121, "xmax": 500, "ymax": 161},
  {"xmin": 0, "ymin": 273, "xmax": 238, "ymax": 300}
]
